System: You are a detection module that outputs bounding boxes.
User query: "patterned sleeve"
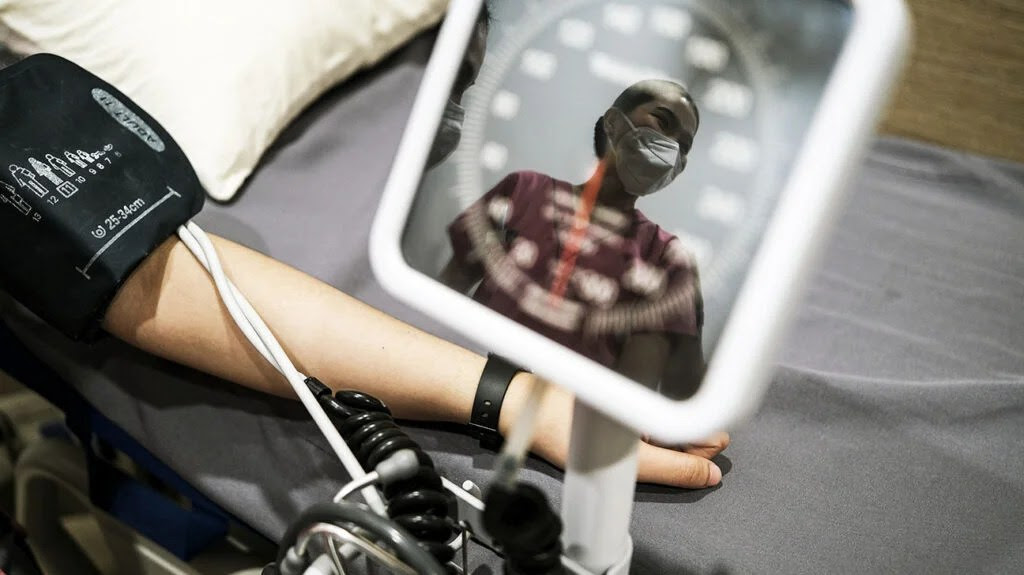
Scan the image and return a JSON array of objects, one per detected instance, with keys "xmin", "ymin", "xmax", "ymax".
[
  {"xmin": 447, "ymin": 172, "xmax": 520, "ymax": 270},
  {"xmin": 655, "ymin": 238, "xmax": 703, "ymax": 337},
  {"xmin": 583, "ymin": 234, "xmax": 703, "ymax": 339}
]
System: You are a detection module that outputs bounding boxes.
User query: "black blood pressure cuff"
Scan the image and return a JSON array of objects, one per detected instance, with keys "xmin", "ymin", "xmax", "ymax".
[{"xmin": 0, "ymin": 54, "xmax": 204, "ymax": 341}]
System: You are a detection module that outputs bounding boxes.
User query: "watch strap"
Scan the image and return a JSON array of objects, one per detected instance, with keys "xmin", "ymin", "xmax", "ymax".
[{"xmin": 469, "ymin": 353, "xmax": 522, "ymax": 449}]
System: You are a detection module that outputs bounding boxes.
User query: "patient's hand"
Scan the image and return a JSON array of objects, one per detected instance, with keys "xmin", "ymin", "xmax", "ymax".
[{"xmin": 500, "ymin": 374, "xmax": 728, "ymax": 489}]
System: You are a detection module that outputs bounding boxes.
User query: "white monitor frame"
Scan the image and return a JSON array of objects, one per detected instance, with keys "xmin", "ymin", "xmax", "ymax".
[{"xmin": 370, "ymin": 0, "xmax": 910, "ymax": 444}]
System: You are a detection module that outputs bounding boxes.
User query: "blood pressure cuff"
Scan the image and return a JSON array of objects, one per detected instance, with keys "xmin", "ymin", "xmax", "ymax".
[{"xmin": 0, "ymin": 54, "xmax": 204, "ymax": 341}]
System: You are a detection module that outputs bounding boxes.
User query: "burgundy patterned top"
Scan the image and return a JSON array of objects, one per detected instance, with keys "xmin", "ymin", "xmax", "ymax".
[{"xmin": 448, "ymin": 170, "xmax": 702, "ymax": 368}]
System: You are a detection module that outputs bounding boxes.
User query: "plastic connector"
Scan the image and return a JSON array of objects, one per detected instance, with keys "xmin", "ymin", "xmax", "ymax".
[
  {"xmin": 375, "ymin": 449, "xmax": 420, "ymax": 485},
  {"xmin": 304, "ymin": 377, "xmax": 332, "ymax": 398}
]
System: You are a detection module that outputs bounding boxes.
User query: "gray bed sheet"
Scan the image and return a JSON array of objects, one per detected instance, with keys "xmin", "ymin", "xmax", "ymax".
[{"xmin": 4, "ymin": 35, "xmax": 1024, "ymax": 574}]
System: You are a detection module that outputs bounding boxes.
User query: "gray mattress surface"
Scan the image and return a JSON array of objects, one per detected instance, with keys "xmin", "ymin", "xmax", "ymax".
[{"xmin": 5, "ymin": 36, "xmax": 1024, "ymax": 574}]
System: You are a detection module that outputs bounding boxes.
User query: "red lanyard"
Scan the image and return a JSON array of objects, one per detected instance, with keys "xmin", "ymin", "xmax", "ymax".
[{"xmin": 549, "ymin": 160, "xmax": 606, "ymax": 302}]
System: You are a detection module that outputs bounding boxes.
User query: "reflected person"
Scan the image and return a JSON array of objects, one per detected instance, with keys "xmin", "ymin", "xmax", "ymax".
[
  {"xmin": 441, "ymin": 80, "xmax": 705, "ymax": 395},
  {"xmin": 425, "ymin": 3, "xmax": 490, "ymax": 168}
]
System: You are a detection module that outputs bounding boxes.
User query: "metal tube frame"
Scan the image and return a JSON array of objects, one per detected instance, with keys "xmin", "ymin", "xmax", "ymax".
[{"xmin": 560, "ymin": 399, "xmax": 639, "ymax": 574}]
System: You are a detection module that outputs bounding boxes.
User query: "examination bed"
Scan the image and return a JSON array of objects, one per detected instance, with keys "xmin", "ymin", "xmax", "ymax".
[{"xmin": 3, "ymin": 35, "xmax": 1024, "ymax": 574}]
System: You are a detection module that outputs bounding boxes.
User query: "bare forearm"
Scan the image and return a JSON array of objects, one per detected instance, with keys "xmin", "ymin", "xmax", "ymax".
[
  {"xmin": 616, "ymin": 333, "xmax": 672, "ymax": 388},
  {"xmin": 102, "ymin": 234, "xmax": 482, "ymax": 423},
  {"xmin": 663, "ymin": 335, "xmax": 706, "ymax": 400},
  {"xmin": 99, "ymin": 233, "xmax": 726, "ymax": 488},
  {"xmin": 439, "ymin": 257, "xmax": 480, "ymax": 294}
]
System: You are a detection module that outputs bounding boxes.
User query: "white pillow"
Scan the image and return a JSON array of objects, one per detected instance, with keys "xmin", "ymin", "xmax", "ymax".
[{"xmin": 0, "ymin": 0, "xmax": 446, "ymax": 201}]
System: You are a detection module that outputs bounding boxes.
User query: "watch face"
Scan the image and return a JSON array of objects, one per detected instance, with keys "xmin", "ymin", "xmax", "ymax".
[{"xmin": 402, "ymin": 0, "xmax": 852, "ymax": 397}]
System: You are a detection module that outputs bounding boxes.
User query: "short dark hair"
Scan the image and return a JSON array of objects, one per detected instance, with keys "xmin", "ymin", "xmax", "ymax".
[
  {"xmin": 592, "ymin": 81, "xmax": 699, "ymax": 158},
  {"xmin": 594, "ymin": 117, "xmax": 611, "ymax": 159},
  {"xmin": 478, "ymin": 2, "xmax": 493, "ymax": 32}
]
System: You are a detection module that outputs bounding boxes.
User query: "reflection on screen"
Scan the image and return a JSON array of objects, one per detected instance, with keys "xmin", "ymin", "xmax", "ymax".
[{"xmin": 402, "ymin": 0, "xmax": 852, "ymax": 398}]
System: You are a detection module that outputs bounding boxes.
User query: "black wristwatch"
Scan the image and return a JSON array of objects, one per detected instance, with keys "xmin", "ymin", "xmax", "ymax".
[{"xmin": 469, "ymin": 354, "xmax": 524, "ymax": 450}]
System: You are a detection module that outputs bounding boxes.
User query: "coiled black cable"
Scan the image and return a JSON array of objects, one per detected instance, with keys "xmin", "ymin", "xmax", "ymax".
[
  {"xmin": 305, "ymin": 378, "xmax": 459, "ymax": 566},
  {"xmin": 273, "ymin": 501, "xmax": 446, "ymax": 575}
]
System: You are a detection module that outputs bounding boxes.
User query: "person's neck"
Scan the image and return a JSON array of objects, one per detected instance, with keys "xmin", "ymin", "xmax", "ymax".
[{"xmin": 575, "ymin": 162, "xmax": 636, "ymax": 212}]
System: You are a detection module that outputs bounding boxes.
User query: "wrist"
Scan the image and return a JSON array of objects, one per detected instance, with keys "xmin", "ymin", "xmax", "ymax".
[
  {"xmin": 469, "ymin": 354, "xmax": 525, "ymax": 449},
  {"xmin": 497, "ymin": 371, "xmax": 536, "ymax": 438},
  {"xmin": 497, "ymin": 374, "xmax": 575, "ymax": 466}
]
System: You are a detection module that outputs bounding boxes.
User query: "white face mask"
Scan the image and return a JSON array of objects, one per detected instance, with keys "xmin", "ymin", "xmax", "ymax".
[
  {"xmin": 427, "ymin": 99, "xmax": 466, "ymax": 168},
  {"xmin": 608, "ymin": 109, "xmax": 686, "ymax": 197}
]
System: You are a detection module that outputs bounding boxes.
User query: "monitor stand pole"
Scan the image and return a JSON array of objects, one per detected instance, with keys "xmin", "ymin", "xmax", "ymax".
[{"xmin": 560, "ymin": 399, "xmax": 638, "ymax": 575}]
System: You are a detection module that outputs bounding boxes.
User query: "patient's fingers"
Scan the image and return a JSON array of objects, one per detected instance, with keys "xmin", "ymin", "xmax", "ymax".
[
  {"xmin": 682, "ymin": 431, "xmax": 731, "ymax": 459},
  {"xmin": 637, "ymin": 442, "xmax": 723, "ymax": 488},
  {"xmin": 641, "ymin": 431, "xmax": 731, "ymax": 460}
]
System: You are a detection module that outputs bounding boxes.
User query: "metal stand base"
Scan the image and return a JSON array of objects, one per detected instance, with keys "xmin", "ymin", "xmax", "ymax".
[{"xmin": 560, "ymin": 399, "xmax": 639, "ymax": 574}]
